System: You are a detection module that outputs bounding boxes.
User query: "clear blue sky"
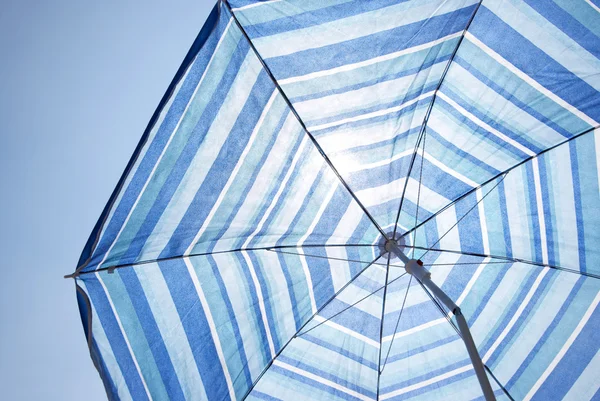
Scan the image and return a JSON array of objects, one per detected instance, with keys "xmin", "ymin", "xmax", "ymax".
[{"xmin": 0, "ymin": 1, "xmax": 214, "ymax": 398}]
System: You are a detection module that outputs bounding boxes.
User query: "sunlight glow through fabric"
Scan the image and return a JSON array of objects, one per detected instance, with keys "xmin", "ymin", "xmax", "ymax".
[{"xmin": 67, "ymin": 1, "xmax": 600, "ymax": 400}]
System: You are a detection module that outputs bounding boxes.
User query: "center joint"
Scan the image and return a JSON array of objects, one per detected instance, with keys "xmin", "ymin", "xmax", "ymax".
[{"xmin": 384, "ymin": 238, "xmax": 398, "ymax": 253}]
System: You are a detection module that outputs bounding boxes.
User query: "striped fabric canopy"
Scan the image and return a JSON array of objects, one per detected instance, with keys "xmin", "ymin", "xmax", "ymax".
[{"xmin": 70, "ymin": 0, "xmax": 600, "ymax": 400}]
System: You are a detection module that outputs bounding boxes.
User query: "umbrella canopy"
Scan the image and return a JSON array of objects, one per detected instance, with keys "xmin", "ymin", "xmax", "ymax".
[{"xmin": 69, "ymin": 0, "xmax": 600, "ymax": 400}]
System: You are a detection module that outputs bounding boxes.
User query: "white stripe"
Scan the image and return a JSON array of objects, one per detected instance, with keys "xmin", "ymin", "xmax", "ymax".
[
  {"xmin": 184, "ymin": 90, "xmax": 278, "ymax": 255},
  {"xmin": 135, "ymin": 266, "xmax": 208, "ymax": 399},
  {"xmin": 308, "ymin": 91, "xmax": 434, "ymax": 132},
  {"xmin": 296, "ymin": 183, "xmax": 339, "ymax": 314},
  {"xmin": 273, "ymin": 360, "xmax": 374, "ymax": 401},
  {"xmin": 437, "ymin": 205, "xmax": 461, "ymax": 250},
  {"xmin": 423, "ymin": 151, "xmax": 479, "ymax": 187},
  {"xmin": 279, "ymin": 32, "xmax": 462, "ymax": 85},
  {"xmin": 241, "ymin": 251, "xmax": 277, "ymax": 357},
  {"xmin": 344, "ymin": 149, "xmax": 413, "ymax": 173},
  {"xmin": 300, "ymin": 254, "xmax": 318, "ymax": 314},
  {"xmin": 465, "ymin": 33, "xmax": 598, "ymax": 127},
  {"xmin": 483, "ymin": 267, "xmax": 550, "ymax": 362},
  {"xmin": 563, "ymin": 348, "xmax": 600, "ymax": 400},
  {"xmin": 96, "ymin": 19, "xmax": 234, "ymax": 269},
  {"xmin": 344, "ymin": 147, "xmax": 477, "ymax": 189},
  {"xmin": 241, "ymin": 136, "xmax": 309, "ymax": 248},
  {"xmin": 532, "ymin": 157, "xmax": 549, "ymax": 265},
  {"xmin": 437, "ymin": 91, "xmax": 535, "ymax": 156},
  {"xmin": 96, "ymin": 273, "xmax": 153, "ymax": 400},
  {"xmin": 317, "ymin": 110, "xmax": 424, "ymax": 154},
  {"xmin": 381, "ymin": 364, "xmax": 473, "ymax": 399},
  {"xmin": 326, "ymin": 247, "xmax": 353, "ymax": 291},
  {"xmin": 327, "ymin": 200, "xmax": 368, "ymax": 246},
  {"xmin": 382, "ymin": 318, "xmax": 446, "ymax": 342},
  {"xmin": 231, "ymin": 0, "xmax": 282, "ymax": 11},
  {"xmin": 184, "ymin": 258, "xmax": 236, "ymax": 400},
  {"xmin": 299, "ymin": 183, "xmax": 338, "ymax": 244},
  {"xmin": 313, "ymin": 315, "xmax": 380, "ymax": 348},
  {"xmin": 454, "ymin": 258, "xmax": 490, "ymax": 308},
  {"xmin": 585, "ymin": 0, "xmax": 600, "ymax": 13},
  {"xmin": 356, "ymin": 176, "xmax": 449, "ymax": 212},
  {"xmin": 253, "ymin": 0, "xmax": 475, "ymax": 59},
  {"xmin": 523, "ymin": 291, "xmax": 600, "ymax": 401},
  {"xmin": 476, "ymin": 188, "xmax": 490, "ymax": 255}
]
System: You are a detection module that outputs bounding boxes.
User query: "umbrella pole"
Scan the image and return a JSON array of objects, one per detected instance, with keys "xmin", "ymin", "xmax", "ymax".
[{"xmin": 385, "ymin": 241, "xmax": 496, "ymax": 401}]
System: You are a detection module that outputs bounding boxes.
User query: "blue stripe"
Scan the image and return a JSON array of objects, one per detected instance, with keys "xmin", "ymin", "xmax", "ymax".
[
  {"xmin": 470, "ymin": 6, "xmax": 600, "ymax": 122},
  {"xmin": 85, "ymin": 278, "xmax": 151, "ymax": 401},
  {"xmin": 239, "ymin": 139, "xmax": 310, "ymax": 249},
  {"xmin": 117, "ymin": 269, "xmax": 186, "ymax": 400},
  {"xmin": 242, "ymin": 0, "xmax": 411, "ymax": 39},
  {"xmin": 276, "ymin": 251, "xmax": 303, "ymax": 329},
  {"xmin": 435, "ymin": 90, "xmax": 540, "ymax": 156},
  {"xmin": 485, "ymin": 270, "xmax": 555, "ymax": 367},
  {"xmin": 303, "ymin": 333, "xmax": 379, "ymax": 370},
  {"xmin": 312, "ymin": 95, "xmax": 432, "ymax": 136},
  {"xmin": 246, "ymin": 251, "xmax": 282, "ymax": 351},
  {"xmin": 268, "ymin": 364, "xmax": 367, "ymax": 401},
  {"xmin": 524, "ymin": 0, "xmax": 600, "ymax": 60},
  {"xmin": 381, "ymin": 360, "xmax": 471, "ymax": 394},
  {"xmin": 158, "ymin": 258, "xmax": 232, "ymax": 401},
  {"xmin": 264, "ymin": 5, "xmax": 476, "ymax": 79},
  {"xmin": 384, "ymin": 301, "xmax": 446, "ymax": 337},
  {"xmin": 91, "ymin": 337, "xmax": 120, "ymax": 400},
  {"xmin": 307, "ymin": 81, "xmax": 436, "ymax": 130},
  {"xmin": 386, "ymin": 333, "xmax": 461, "ymax": 365},
  {"xmin": 301, "ymin": 249, "xmax": 336, "ymax": 310},
  {"xmin": 427, "ymin": 126, "xmax": 502, "ymax": 177},
  {"xmin": 278, "ymin": 354, "xmax": 376, "ymax": 397},
  {"xmin": 498, "ymin": 181, "xmax": 514, "ymax": 259},
  {"xmin": 456, "ymin": 189, "xmax": 484, "ymax": 254},
  {"xmin": 524, "ymin": 163, "xmax": 543, "ymax": 263},
  {"xmin": 234, "ymin": 253, "xmax": 273, "ymax": 361},
  {"xmin": 466, "ymin": 263, "xmax": 514, "ymax": 326},
  {"xmin": 450, "ymin": 54, "xmax": 578, "ymax": 143},
  {"xmin": 206, "ymin": 255, "xmax": 254, "ymax": 388},
  {"xmin": 288, "ymin": 49, "xmax": 452, "ymax": 105},
  {"xmin": 480, "ymin": 270, "xmax": 539, "ymax": 364},
  {"xmin": 532, "ymin": 303, "xmax": 600, "ymax": 400},
  {"xmin": 505, "ymin": 276, "xmax": 586, "ymax": 391}
]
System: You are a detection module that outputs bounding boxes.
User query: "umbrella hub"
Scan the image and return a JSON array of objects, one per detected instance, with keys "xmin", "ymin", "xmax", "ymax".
[
  {"xmin": 382, "ymin": 235, "xmax": 406, "ymax": 262},
  {"xmin": 383, "ymin": 238, "xmax": 398, "ymax": 253}
]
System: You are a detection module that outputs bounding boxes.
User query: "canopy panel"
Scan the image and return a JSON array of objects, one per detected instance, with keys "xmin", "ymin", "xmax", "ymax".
[{"xmin": 77, "ymin": 245, "xmax": 380, "ymax": 400}]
